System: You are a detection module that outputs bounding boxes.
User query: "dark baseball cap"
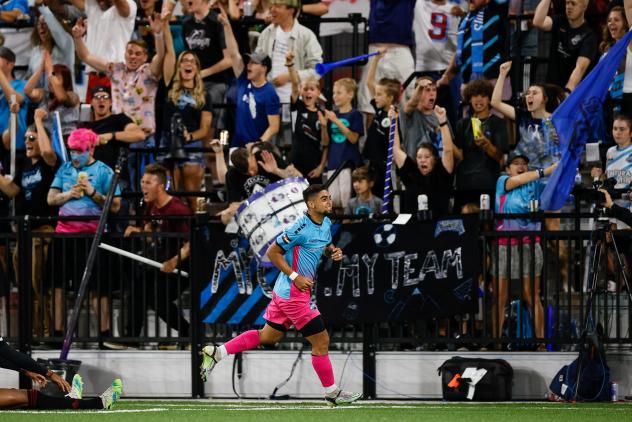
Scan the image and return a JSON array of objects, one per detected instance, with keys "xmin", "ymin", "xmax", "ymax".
[
  {"xmin": 91, "ymin": 85, "xmax": 111, "ymax": 97},
  {"xmin": 507, "ymin": 152, "xmax": 530, "ymax": 165},
  {"xmin": 247, "ymin": 50, "xmax": 272, "ymax": 69},
  {"xmin": 0, "ymin": 47, "xmax": 16, "ymax": 63}
]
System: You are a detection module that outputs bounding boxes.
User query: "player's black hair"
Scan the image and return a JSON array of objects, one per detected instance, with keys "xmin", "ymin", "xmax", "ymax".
[{"xmin": 303, "ymin": 184, "xmax": 326, "ymax": 203}]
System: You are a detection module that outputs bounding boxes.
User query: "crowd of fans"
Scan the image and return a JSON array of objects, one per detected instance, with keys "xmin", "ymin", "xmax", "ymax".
[
  {"xmin": 0, "ymin": 0, "xmax": 630, "ymax": 346},
  {"xmin": 0, "ymin": 0, "xmax": 627, "ymax": 221}
]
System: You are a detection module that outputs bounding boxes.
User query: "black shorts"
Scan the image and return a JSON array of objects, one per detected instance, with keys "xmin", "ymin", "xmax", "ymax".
[{"xmin": 265, "ymin": 315, "xmax": 326, "ymax": 338}]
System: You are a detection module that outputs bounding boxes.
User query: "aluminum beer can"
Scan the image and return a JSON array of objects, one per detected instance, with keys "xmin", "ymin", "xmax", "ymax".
[
  {"xmin": 480, "ymin": 194, "xmax": 490, "ymax": 211},
  {"xmin": 529, "ymin": 199, "xmax": 539, "ymax": 212},
  {"xmin": 611, "ymin": 382, "xmax": 618, "ymax": 402},
  {"xmin": 196, "ymin": 197, "xmax": 206, "ymax": 214},
  {"xmin": 417, "ymin": 194, "xmax": 428, "ymax": 211},
  {"xmin": 219, "ymin": 130, "xmax": 229, "ymax": 146}
]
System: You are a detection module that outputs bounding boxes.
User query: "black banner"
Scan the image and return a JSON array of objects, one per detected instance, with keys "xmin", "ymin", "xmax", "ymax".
[
  {"xmin": 315, "ymin": 218, "xmax": 481, "ymax": 323},
  {"xmin": 202, "ymin": 224, "xmax": 278, "ymax": 326}
]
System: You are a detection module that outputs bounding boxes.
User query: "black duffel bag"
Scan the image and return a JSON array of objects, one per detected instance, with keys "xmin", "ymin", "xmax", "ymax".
[{"xmin": 437, "ymin": 356, "xmax": 513, "ymax": 401}]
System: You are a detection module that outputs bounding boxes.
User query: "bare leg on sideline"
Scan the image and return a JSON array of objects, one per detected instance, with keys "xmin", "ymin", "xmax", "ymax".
[
  {"xmin": 0, "ymin": 388, "xmax": 28, "ymax": 409},
  {"xmin": 496, "ymin": 277, "xmax": 509, "ymax": 340},
  {"xmin": 523, "ymin": 275, "xmax": 544, "ymax": 340},
  {"xmin": 0, "ymin": 388, "xmax": 107, "ymax": 410}
]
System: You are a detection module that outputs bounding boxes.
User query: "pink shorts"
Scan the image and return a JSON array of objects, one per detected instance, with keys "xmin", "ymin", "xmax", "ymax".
[{"xmin": 264, "ymin": 284, "xmax": 320, "ymax": 331}]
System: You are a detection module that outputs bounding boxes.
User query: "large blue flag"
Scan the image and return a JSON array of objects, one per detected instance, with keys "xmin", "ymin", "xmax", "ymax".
[
  {"xmin": 51, "ymin": 111, "xmax": 68, "ymax": 163},
  {"xmin": 540, "ymin": 30, "xmax": 632, "ymax": 211}
]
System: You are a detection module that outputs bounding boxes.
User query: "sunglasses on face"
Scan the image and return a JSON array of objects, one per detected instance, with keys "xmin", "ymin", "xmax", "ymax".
[
  {"xmin": 93, "ymin": 94, "xmax": 110, "ymax": 101},
  {"xmin": 24, "ymin": 134, "xmax": 37, "ymax": 142}
]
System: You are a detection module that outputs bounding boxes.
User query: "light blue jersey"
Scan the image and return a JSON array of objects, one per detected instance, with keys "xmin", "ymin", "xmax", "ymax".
[
  {"xmin": 495, "ymin": 174, "xmax": 544, "ymax": 244},
  {"xmin": 273, "ymin": 213, "xmax": 332, "ymax": 299}
]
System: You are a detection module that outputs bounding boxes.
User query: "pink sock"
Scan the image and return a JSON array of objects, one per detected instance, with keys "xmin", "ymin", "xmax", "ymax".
[
  {"xmin": 311, "ymin": 354, "xmax": 336, "ymax": 388},
  {"xmin": 224, "ymin": 330, "xmax": 260, "ymax": 355}
]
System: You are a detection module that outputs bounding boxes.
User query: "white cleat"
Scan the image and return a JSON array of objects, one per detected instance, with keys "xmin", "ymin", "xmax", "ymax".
[
  {"xmin": 325, "ymin": 389, "xmax": 362, "ymax": 406},
  {"xmin": 100, "ymin": 378, "xmax": 123, "ymax": 410},
  {"xmin": 200, "ymin": 345, "xmax": 220, "ymax": 382}
]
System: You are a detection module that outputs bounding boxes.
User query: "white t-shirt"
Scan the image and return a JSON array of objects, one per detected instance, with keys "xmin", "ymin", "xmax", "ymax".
[
  {"xmin": 85, "ymin": 0, "xmax": 137, "ymax": 67},
  {"xmin": 606, "ymin": 143, "xmax": 632, "ymax": 228},
  {"xmin": 606, "ymin": 143, "xmax": 632, "ymax": 189},
  {"xmin": 413, "ymin": 0, "xmax": 461, "ymax": 72},
  {"xmin": 270, "ymin": 26, "xmax": 292, "ymax": 104}
]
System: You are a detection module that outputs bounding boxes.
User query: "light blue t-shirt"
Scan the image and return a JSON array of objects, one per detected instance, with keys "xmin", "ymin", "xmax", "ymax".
[
  {"xmin": 273, "ymin": 213, "xmax": 332, "ymax": 299},
  {"xmin": 495, "ymin": 174, "xmax": 543, "ymax": 234},
  {"xmin": 50, "ymin": 160, "xmax": 121, "ymax": 233},
  {"xmin": 0, "ymin": 79, "xmax": 29, "ymax": 150}
]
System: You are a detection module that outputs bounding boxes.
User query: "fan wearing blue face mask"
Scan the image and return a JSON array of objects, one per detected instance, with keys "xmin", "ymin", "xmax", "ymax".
[
  {"xmin": 46, "ymin": 128, "xmax": 123, "ymax": 342},
  {"xmin": 47, "ymin": 128, "xmax": 122, "ymax": 233}
]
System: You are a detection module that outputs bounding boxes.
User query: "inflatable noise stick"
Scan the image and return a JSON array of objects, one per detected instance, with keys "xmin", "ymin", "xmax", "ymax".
[{"xmin": 315, "ymin": 51, "xmax": 380, "ymax": 76}]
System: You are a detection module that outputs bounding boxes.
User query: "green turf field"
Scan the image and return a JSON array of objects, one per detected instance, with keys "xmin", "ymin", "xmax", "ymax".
[{"xmin": 1, "ymin": 400, "xmax": 631, "ymax": 422}]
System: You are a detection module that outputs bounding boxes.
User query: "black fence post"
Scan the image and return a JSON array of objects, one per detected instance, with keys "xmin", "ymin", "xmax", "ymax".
[
  {"xmin": 17, "ymin": 216, "xmax": 33, "ymax": 389},
  {"xmin": 362, "ymin": 323, "xmax": 376, "ymax": 399},
  {"xmin": 190, "ymin": 213, "xmax": 209, "ymax": 398},
  {"xmin": 350, "ymin": 13, "xmax": 360, "ymax": 82}
]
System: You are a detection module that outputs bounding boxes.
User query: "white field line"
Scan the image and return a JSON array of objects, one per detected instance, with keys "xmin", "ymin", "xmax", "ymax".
[
  {"xmin": 225, "ymin": 405, "xmax": 631, "ymax": 411},
  {"xmin": 123, "ymin": 399, "xmax": 627, "ymax": 406},
  {"xmin": 6, "ymin": 403, "xmax": 631, "ymax": 414},
  {"xmin": 3, "ymin": 408, "xmax": 171, "ymax": 414}
]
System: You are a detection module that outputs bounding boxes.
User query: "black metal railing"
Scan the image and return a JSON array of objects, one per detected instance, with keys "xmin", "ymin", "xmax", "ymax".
[{"xmin": 1, "ymin": 210, "xmax": 630, "ymax": 396}]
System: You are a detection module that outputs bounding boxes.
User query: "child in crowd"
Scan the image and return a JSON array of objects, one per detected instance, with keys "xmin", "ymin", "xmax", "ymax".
[
  {"xmin": 364, "ymin": 48, "xmax": 401, "ymax": 199},
  {"xmin": 344, "ymin": 165, "xmax": 383, "ymax": 216},
  {"xmin": 324, "ymin": 78, "xmax": 364, "ymax": 210},
  {"xmin": 286, "ymin": 51, "xmax": 328, "ymax": 184}
]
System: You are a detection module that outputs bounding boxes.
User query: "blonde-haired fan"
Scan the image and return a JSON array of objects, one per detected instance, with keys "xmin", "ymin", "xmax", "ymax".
[{"xmin": 161, "ymin": 15, "xmax": 212, "ymax": 210}]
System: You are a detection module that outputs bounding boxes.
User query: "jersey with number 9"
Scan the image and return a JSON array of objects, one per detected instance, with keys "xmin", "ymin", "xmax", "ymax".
[{"xmin": 414, "ymin": 0, "xmax": 465, "ymax": 72}]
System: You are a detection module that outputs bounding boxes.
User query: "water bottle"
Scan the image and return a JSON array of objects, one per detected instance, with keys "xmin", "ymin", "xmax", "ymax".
[
  {"xmin": 479, "ymin": 194, "xmax": 493, "ymax": 221},
  {"xmin": 418, "ymin": 194, "xmax": 428, "ymax": 211},
  {"xmin": 417, "ymin": 194, "xmax": 432, "ymax": 221},
  {"xmin": 479, "ymin": 194, "xmax": 490, "ymax": 211},
  {"xmin": 574, "ymin": 168, "xmax": 582, "ymax": 185}
]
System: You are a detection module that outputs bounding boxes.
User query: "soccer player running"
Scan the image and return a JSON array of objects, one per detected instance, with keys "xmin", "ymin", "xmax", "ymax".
[{"xmin": 201, "ymin": 184, "xmax": 362, "ymax": 406}]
